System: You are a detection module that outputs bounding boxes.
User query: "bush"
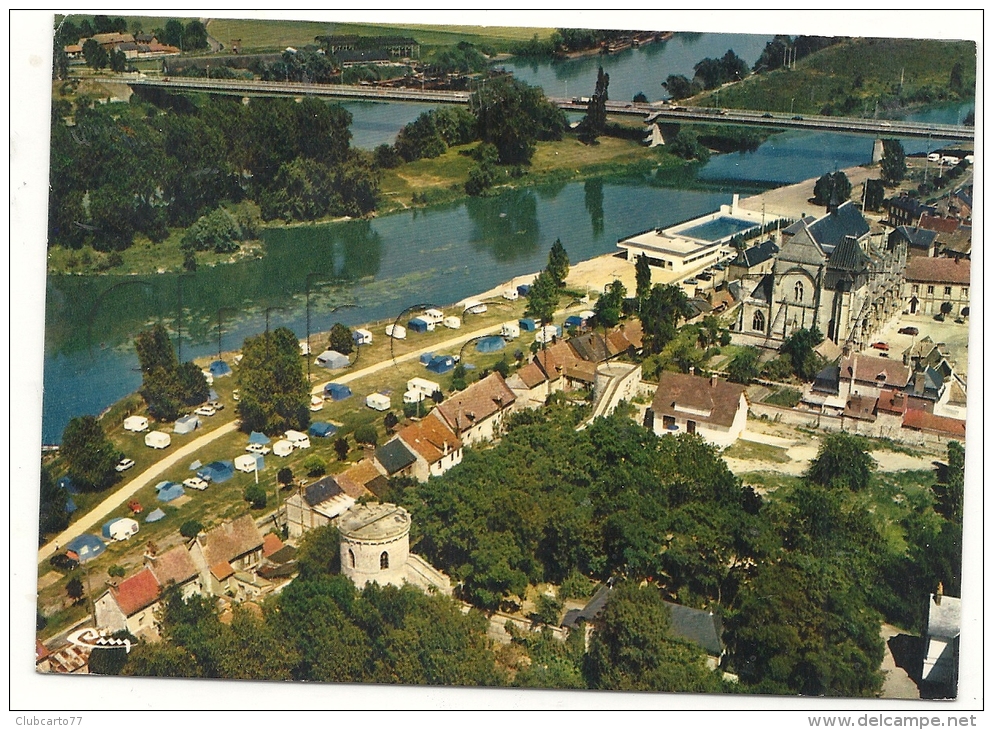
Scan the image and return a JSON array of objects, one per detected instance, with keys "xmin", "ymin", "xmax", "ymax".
[
  {"xmin": 108, "ymin": 564, "xmax": 126, "ymax": 578},
  {"xmin": 244, "ymin": 484, "xmax": 267, "ymax": 510},
  {"xmin": 180, "ymin": 519, "xmax": 203, "ymax": 539},
  {"xmin": 354, "ymin": 424, "xmax": 378, "ymax": 447},
  {"xmin": 560, "ymin": 570, "xmax": 597, "ymax": 600},
  {"xmin": 277, "ymin": 467, "xmax": 294, "ymax": 486},
  {"xmin": 302, "ymin": 455, "xmax": 327, "ymax": 478},
  {"xmin": 532, "ymin": 593, "xmax": 564, "ymax": 625}
]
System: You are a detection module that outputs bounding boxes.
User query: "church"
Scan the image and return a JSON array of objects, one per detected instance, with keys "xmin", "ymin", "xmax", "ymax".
[{"xmin": 735, "ymin": 199, "xmax": 906, "ymax": 351}]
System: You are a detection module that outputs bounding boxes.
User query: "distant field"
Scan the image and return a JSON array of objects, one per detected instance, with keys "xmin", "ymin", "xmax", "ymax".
[{"xmin": 206, "ymin": 17, "xmax": 554, "ymax": 53}]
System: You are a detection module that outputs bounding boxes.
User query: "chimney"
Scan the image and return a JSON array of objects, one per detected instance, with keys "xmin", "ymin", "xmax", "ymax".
[
  {"xmin": 893, "ymin": 391, "xmax": 904, "ymax": 408},
  {"xmin": 711, "ymin": 374, "xmax": 718, "ymax": 387},
  {"xmin": 689, "ymin": 366, "xmax": 695, "ymax": 376},
  {"xmin": 936, "ymin": 582, "xmax": 944, "ymax": 606}
]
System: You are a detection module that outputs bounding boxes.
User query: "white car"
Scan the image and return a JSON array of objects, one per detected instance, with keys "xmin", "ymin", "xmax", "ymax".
[
  {"xmin": 115, "ymin": 458, "xmax": 135, "ymax": 472},
  {"xmin": 246, "ymin": 443, "xmax": 271, "ymax": 455},
  {"xmin": 183, "ymin": 477, "xmax": 208, "ymax": 491},
  {"xmin": 195, "ymin": 405, "xmax": 217, "ymax": 417}
]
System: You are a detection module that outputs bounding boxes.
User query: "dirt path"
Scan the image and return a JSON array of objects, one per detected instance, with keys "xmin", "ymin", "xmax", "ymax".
[{"xmin": 37, "ymin": 421, "xmax": 239, "ymax": 564}]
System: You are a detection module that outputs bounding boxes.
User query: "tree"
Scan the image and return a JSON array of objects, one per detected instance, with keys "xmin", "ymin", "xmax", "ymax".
[
  {"xmin": 525, "ymin": 270, "xmax": 559, "ymax": 326},
  {"xmin": 60, "ymin": 415, "xmax": 120, "ymax": 492},
  {"xmin": 635, "ymin": 254, "xmax": 653, "ymax": 305},
  {"xmin": 354, "ymin": 424, "xmax": 378, "ymax": 447},
  {"xmin": 162, "ymin": 19, "xmax": 185, "ymax": 48},
  {"xmin": 662, "ymin": 74, "xmax": 698, "ymax": 100},
  {"xmin": 633, "ymin": 92, "xmax": 648, "ymax": 104},
  {"xmin": 864, "ymin": 179, "xmax": 885, "ymax": 211},
  {"xmin": 182, "ymin": 21, "xmax": 209, "ymax": 51},
  {"xmin": 180, "ymin": 520, "xmax": 203, "ymax": 539},
  {"xmin": 584, "ymin": 581, "xmax": 724, "ymax": 693},
  {"xmin": 933, "ymin": 441, "xmax": 965, "ymax": 522},
  {"xmin": 806, "ymin": 433, "xmax": 875, "ymax": 492},
  {"xmin": 781, "ymin": 326, "xmax": 824, "ymax": 381},
  {"xmin": 278, "ymin": 467, "xmax": 295, "ymax": 487},
  {"xmin": 328, "ymin": 322, "xmax": 354, "ymax": 356},
  {"xmin": 880, "ymin": 139, "xmax": 906, "ymax": 186},
  {"xmin": 474, "ymin": 77, "xmax": 565, "ymax": 165},
  {"xmin": 334, "ymin": 437, "xmax": 350, "ymax": 461},
  {"xmin": 303, "ymin": 455, "xmax": 327, "ymax": 478},
  {"xmin": 82, "ymin": 38, "xmax": 108, "ymax": 70},
  {"xmin": 640, "ymin": 284, "xmax": 691, "ymax": 354},
  {"xmin": 594, "ymin": 279, "xmax": 626, "ymax": 328},
  {"xmin": 813, "ymin": 171, "xmax": 852, "ymax": 206},
  {"xmin": 39, "ymin": 465, "xmax": 71, "ymax": 541},
  {"xmin": 66, "ymin": 577, "xmax": 85, "ymax": 604},
  {"xmin": 578, "ymin": 67, "xmax": 609, "ymax": 145},
  {"xmin": 727, "ymin": 347, "xmax": 761, "ymax": 384},
  {"xmin": 383, "ymin": 412, "xmax": 399, "ymax": 433},
  {"xmin": 244, "ymin": 484, "xmax": 267, "ymax": 510},
  {"xmin": 237, "ymin": 327, "xmax": 309, "ymax": 435},
  {"xmin": 546, "ymin": 238, "xmax": 570, "ymax": 288}
]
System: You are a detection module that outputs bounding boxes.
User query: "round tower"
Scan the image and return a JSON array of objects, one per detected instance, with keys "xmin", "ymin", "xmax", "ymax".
[{"xmin": 338, "ymin": 503, "xmax": 411, "ymax": 589}]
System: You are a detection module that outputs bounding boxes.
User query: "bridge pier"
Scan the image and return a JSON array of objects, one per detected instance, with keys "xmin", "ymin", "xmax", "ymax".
[{"xmin": 872, "ymin": 139, "xmax": 884, "ymax": 163}]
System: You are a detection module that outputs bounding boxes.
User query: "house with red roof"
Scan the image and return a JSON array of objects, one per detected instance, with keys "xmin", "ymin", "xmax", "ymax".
[
  {"xmin": 188, "ymin": 515, "xmax": 265, "ymax": 596},
  {"xmin": 649, "ymin": 371, "xmax": 748, "ymax": 447},
  {"xmin": 903, "ymin": 257, "xmax": 970, "ymax": 317},
  {"xmin": 397, "ymin": 416, "xmax": 463, "ymax": 482},
  {"xmin": 430, "ymin": 372, "xmax": 516, "ymax": 447},
  {"xmin": 94, "ymin": 567, "xmax": 162, "ymax": 637},
  {"xmin": 505, "ymin": 360, "xmax": 549, "ymax": 410}
]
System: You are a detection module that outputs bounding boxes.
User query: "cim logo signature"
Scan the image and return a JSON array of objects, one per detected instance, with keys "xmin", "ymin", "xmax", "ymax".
[{"xmin": 66, "ymin": 627, "xmax": 132, "ymax": 653}]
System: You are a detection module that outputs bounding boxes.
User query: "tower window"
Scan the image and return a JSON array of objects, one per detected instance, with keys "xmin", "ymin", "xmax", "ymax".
[
  {"xmin": 380, "ymin": 551, "xmax": 389, "ymax": 570},
  {"xmin": 794, "ymin": 281, "xmax": 804, "ymax": 302},
  {"xmin": 348, "ymin": 549, "xmax": 355, "ymax": 568}
]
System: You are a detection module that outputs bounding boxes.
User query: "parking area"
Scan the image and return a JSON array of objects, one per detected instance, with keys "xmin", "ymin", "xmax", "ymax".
[{"xmin": 867, "ymin": 311, "xmax": 972, "ymax": 377}]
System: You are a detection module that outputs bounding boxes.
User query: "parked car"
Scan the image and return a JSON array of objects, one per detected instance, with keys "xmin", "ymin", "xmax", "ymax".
[
  {"xmin": 115, "ymin": 458, "xmax": 135, "ymax": 472},
  {"xmin": 195, "ymin": 405, "xmax": 216, "ymax": 417},
  {"xmin": 183, "ymin": 477, "xmax": 208, "ymax": 491},
  {"xmin": 208, "ymin": 400, "xmax": 224, "ymax": 410},
  {"xmin": 762, "ymin": 112, "xmax": 773, "ymax": 118},
  {"xmin": 898, "ymin": 326, "xmax": 919, "ymax": 336},
  {"xmin": 792, "ymin": 115, "xmax": 804, "ymax": 121},
  {"xmin": 128, "ymin": 500, "xmax": 142, "ymax": 514},
  {"xmin": 50, "ymin": 553, "xmax": 78, "ymax": 571},
  {"xmin": 246, "ymin": 443, "xmax": 271, "ymax": 455},
  {"xmin": 871, "ymin": 342, "xmax": 890, "ymax": 351}
]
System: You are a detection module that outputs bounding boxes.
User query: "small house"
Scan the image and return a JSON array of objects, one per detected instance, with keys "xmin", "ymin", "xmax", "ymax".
[
  {"xmin": 649, "ymin": 372, "xmax": 748, "ymax": 447},
  {"xmin": 374, "ymin": 438, "xmax": 418, "ymax": 478},
  {"xmin": 353, "ymin": 329, "xmax": 373, "ymax": 346},
  {"xmin": 285, "ymin": 475, "xmax": 355, "ymax": 539},
  {"xmin": 145, "ymin": 431, "xmax": 172, "ymax": 449},
  {"xmin": 94, "ymin": 567, "xmax": 161, "ymax": 636},
  {"xmin": 324, "ymin": 383, "xmax": 352, "ymax": 401},
  {"xmin": 397, "ymin": 417, "xmax": 463, "ymax": 482},
  {"xmin": 386, "ymin": 324, "xmax": 406, "ymax": 339},
  {"xmin": 443, "ymin": 316, "xmax": 462, "ymax": 329},
  {"xmin": 501, "ymin": 322, "xmax": 520, "ymax": 339},
  {"xmin": 188, "ymin": 515, "xmax": 265, "ymax": 597},
  {"xmin": 315, "ymin": 350, "xmax": 350, "ymax": 370},
  {"xmin": 173, "ymin": 414, "xmax": 200, "ymax": 435},
  {"xmin": 407, "ymin": 317, "xmax": 433, "ymax": 334},
  {"xmin": 123, "ymin": 415, "xmax": 149, "ymax": 433},
  {"xmin": 273, "ymin": 440, "xmax": 295, "ymax": 457},
  {"xmin": 430, "ymin": 372, "xmax": 516, "ymax": 447},
  {"xmin": 366, "ymin": 393, "xmax": 391, "ymax": 411}
]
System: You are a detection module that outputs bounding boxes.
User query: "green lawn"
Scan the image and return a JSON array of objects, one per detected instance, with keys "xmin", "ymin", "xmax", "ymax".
[{"xmin": 723, "ymin": 440, "xmax": 791, "ymax": 464}]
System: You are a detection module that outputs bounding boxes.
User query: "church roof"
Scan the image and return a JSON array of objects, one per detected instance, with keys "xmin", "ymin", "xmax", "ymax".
[
  {"xmin": 828, "ymin": 235, "xmax": 872, "ymax": 272},
  {"xmin": 777, "ymin": 226, "xmax": 828, "ymax": 266},
  {"xmin": 806, "ymin": 201, "xmax": 870, "ymax": 252},
  {"xmin": 747, "ymin": 274, "xmax": 775, "ymax": 304},
  {"xmin": 732, "ymin": 239, "xmax": 779, "ymax": 269}
]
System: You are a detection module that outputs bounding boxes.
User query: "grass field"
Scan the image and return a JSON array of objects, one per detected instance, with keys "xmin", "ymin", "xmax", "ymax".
[
  {"xmin": 205, "ymin": 17, "xmax": 554, "ymax": 54},
  {"xmin": 723, "ymin": 440, "xmax": 791, "ymax": 464}
]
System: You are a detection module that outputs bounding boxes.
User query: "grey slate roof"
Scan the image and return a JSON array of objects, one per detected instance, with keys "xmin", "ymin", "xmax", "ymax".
[
  {"xmin": 375, "ymin": 438, "xmax": 418, "ymax": 475},
  {"xmin": 664, "ymin": 601, "xmax": 724, "ymax": 657},
  {"xmin": 777, "ymin": 227, "xmax": 828, "ymax": 266},
  {"xmin": 891, "ymin": 226, "xmax": 938, "ymax": 252},
  {"xmin": 733, "ymin": 238, "xmax": 779, "ymax": 269},
  {"xmin": 561, "ymin": 583, "xmax": 611, "ymax": 629},
  {"xmin": 747, "ymin": 274, "xmax": 775, "ymax": 304},
  {"xmin": 828, "ymin": 235, "xmax": 872, "ymax": 272},
  {"xmin": 304, "ymin": 476, "xmax": 344, "ymax": 508},
  {"xmin": 570, "ymin": 332, "xmax": 611, "ymax": 363},
  {"xmin": 807, "ymin": 202, "xmax": 870, "ymax": 252}
]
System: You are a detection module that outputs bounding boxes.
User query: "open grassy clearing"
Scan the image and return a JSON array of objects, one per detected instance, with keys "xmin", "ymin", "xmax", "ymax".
[{"xmin": 722, "ymin": 440, "xmax": 791, "ymax": 464}]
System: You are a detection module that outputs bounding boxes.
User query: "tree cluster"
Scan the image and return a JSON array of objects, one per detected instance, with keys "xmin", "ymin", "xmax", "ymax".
[
  {"xmin": 663, "ymin": 50, "xmax": 748, "ymax": 100},
  {"xmin": 752, "ymin": 35, "xmax": 843, "ymax": 73},
  {"xmin": 236, "ymin": 327, "xmax": 310, "ymax": 436},
  {"xmin": 880, "ymin": 139, "xmax": 907, "ymax": 186},
  {"xmin": 474, "ymin": 77, "xmax": 566, "ymax": 165},
  {"xmin": 135, "ymin": 324, "xmax": 209, "ymax": 422},
  {"xmin": 577, "ymin": 67, "xmax": 609, "ymax": 145},
  {"xmin": 393, "ymin": 107, "xmax": 477, "ymax": 163},
  {"xmin": 812, "ymin": 171, "xmax": 853, "ymax": 207},
  {"xmin": 525, "ymin": 239, "xmax": 570, "ymax": 324},
  {"xmin": 640, "ymin": 283, "xmax": 692, "ymax": 354},
  {"xmin": 60, "ymin": 415, "xmax": 121, "ymax": 493}
]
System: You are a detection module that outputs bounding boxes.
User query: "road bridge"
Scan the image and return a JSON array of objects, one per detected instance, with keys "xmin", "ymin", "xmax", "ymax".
[{"xmin": 125, "ymin": 77, "xmax": 973, "ymax": 142}]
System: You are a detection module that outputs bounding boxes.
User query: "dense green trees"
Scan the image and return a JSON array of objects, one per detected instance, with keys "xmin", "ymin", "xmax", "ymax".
[
  {"xmin": 134, "ymin": 325, "xmax": 208, "ymax": 421},
  {"xmin": 524, "ymin": 269, "xmax": 559, "ymax": 325},
  {"xmin": 474, "ymin": 77, "xmax": 566, "ymax": 165},
  {"xmin": 813, "ymin": 171, "xmax": 852, "ymax": 206},
  {"xmin": 635, "ymin": 254, "xmax": 653, "ymax": 306},
  {"xmin": 640, "ymin": 283, "xmax": 692, "ymax": 354},
  {"xmin": 546, "ymin": 238, "xmax": 570, "ymax": 287},
  {"xmin": 806, "ymin": 433, "xmax": 876, "ymax": 492},
  {"xmin": 781, "ymin": 326, "xmax": 824, "ymax": 381},
  {"xmin": 60, "ymin": 416, "xmax": 120, "ymax": 492},
  {"xmin": 593, "ymin": 279, "xmax": 626, "ymax": 328},
  {"xmin": 39, "ymin": 464, "xmax": 71, "ymax": 542},
  {"xmin": 328, "ymin": 322, "xmax": 354, "ymax": 355},
  {"xmin": 578, "ymin": 67, "xmax": 609, "ymax": 145},
  {"xmin": 727, "ymin": 347, "xmax": 762, "ymax": 384},
  {"xmin": 236, "ymin": 327, "xmax": 309, "ymax": 435},
  {"xmin": 694, "ymin": 50, "xmax": 748, "ymax": 90},
  {"xmin": 880, "ymin": 139, "xmax": 907, "ymax": 186}
]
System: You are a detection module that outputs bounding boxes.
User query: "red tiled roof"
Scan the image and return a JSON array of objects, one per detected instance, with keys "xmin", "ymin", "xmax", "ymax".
[
  {"xmin": 336, "ymin": 459, "xmax": 384, "ymax": 499},
  {"xmin": 903, "ymin": 409, "xmax": 966, "ymax": 437},
  {"xmin": 514, "ymin": 361, "xmax": 547, "ymax": 389},
  {"xmin": 262, "ymin": 533, "xmax": 284, "ymax": 558},
  {"xmin": 534, "ymin": 340, "xmax": 582, "ymax": 381},
  {"xmin": 904, "ymin": 257, "xmax": 970, "ymax": 285},
  {"xmin": 434, "ymin": 373, "xmax": 515, "ymax": 434},
  {"xmin": 651, "ymin": 372, "xmax": 747, "ymax": 429},
  {"xmin": 150, "ymin": 545, "xmax": 198, "ymax": 587},
  {"xmin": 876, "ymin": 389, "xmax": 909, "ymax": 416},
  {"xmin": 841, "ymin": 354, "xmax": 912, "ymax": 389},
  {"xmin": 210, "ymin": 561, "xmax": 235, "ymax": 581},
  {"xmin": 565, "ymin": 360, "xmax": 598, "ymax": 383},
  {"xmin": 113, "ymin": 568, "xmax": 161, "ymax": 616},
  {"xmin": 399, "ymin": 416, "xmax": 461, "ymax": 465},
  {"xmin": 918, "ymin": 214, "xmax": 959, "ymax": 234},
  {"xmin": 844, "ymin": 394, "xmax": 878, "ymax": 421}
]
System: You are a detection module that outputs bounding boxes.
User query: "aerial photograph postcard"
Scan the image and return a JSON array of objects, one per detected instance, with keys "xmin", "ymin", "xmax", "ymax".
[{"xmin": 20, "ymin": 9, "xmax": 980, "ymax": 711}]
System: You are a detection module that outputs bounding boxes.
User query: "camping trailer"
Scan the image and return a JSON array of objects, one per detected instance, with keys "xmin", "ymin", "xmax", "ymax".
[
  {"xmin": 403, "ymin": 390, "xmax": 426, "ymax": 404},
  {"xmin": 366, "ymin": 393, "xmax": 391, "ymax": 411},
  {"xmin": 145, "ymin": 431, "xmax": 172, "ymax": 449},
  {"xmin": 235, "ymin": 454, "xmax": 263, "ymax": 473},
  {"xmin": 353, "ymin": 328, "xmax": 373, "ymax": 346},
  {"xmin": 443, "ymin": 316, "xmax": 462, "ymax": 329},
  {"xmin": 173, "ymin": 414, "xmax": 200, "ymax": 434},
  {"xmin": 285, "ymin": 430, "xmax": 311, "ymax": 450},
  {"xmin": 503, "ymin": 289, "xmax": 519, "ymax": 301},
  {"xmin": 123, "ymin": 416, "xmax": 149, "ymax": 433},
  {"xmin": 386, "ymin": 324, "xmax": 406, "ymax": 340},
  {"xmin": 407, "ymin": 317, "xmax": 433, "ymax": 333},
  {"xmin": 422, "ymin": 309, "xmax": 445, "ymax": 325},
  {"xmin": 273, "ymin": 440, "xmax": 294, "ymax": 457},
  {"xmin": 463, "ymin": 300, "xmax": 488, "ymax": 315},
  {"xmin": 102, "ymin": 517, "xmax": 139, "ymax": 542},
  {"xmin": 501, "ymin": 322, "xmax": 520, "ymax": 339},
  {"xmin": 407, "ymin": 378, "xmax": 441, "ymax": 398}
]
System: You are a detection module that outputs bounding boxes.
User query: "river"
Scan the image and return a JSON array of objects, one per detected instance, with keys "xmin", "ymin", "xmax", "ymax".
[{"xmin": 40, "ymin": 33, "xmax": 973, "ymax": 444}]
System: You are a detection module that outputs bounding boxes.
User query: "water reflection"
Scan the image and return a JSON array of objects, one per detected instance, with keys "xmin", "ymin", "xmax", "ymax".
[
  {"xmin": 466, "ymin": 188, "xmax": 541, "ymax": 262},
  {"xmin": 585, "ymin": 178, "xmax": 605, "ymax": 236}
]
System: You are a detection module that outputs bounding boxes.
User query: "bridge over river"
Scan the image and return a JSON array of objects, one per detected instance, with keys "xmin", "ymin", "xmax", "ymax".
[{"xmin": 127, "ymin": 76, "xmax": 974, "ymax": 142}]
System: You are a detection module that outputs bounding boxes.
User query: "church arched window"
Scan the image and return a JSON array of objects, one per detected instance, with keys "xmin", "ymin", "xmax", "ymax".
[
  {"xmin": 794, "ymin": 281, "xmax": 804, "ymax": 302},
  {"xmin": 752, "ymin": 310, "xmax": 765, "ymax": 332},
  {"xmin": 348, "ymin": 549, "xmax": 355, "ymax": 568},
  {"xmin": 380, "ymin": 551, "xmax": 389, "ymax": 570}
]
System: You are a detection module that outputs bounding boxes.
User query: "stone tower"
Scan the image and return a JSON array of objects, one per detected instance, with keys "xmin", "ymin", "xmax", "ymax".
[{"xmin": 338, "ymin": 503, "xmax": 411, "ymax": 589}]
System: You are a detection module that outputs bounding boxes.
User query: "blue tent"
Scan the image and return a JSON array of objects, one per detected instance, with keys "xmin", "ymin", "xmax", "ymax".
[
  {"xmin": 249, "ymin": 431, "xmax": 271, "ymax": 445},
  {"xmin": 476, "ymin": 336, "xmax": 505, "ymax": 353},
  {"xmin": 426, "ymin": 355, "xmax": 456, "ymax": 374},
  {"xmin": 325, "ymin": 383, "xmax": 352, "ymax": 401},
  {"xmin": 309, "ymin": 422, "xmax": 338, "ymax": 438},
  {"xmin": 65, "ymin": 534, "xmax": 105, "ymax": 563},
  {"xmin": 66, "ymin": 497, "xmax": 77, "ymax": 514},
  {"xmin": 209, "ymin": 360, "xmax": 232, "ymax": 378},
  {"xmin": 198, "ymin": 460, "xmax": 234, "ymax": 484},
  {"xmin": 518, "ymin": 318, "xmax": 537, "ymax": 332},
  {"xmin": 407, "ymin": 317, "xmax": 431, "ymax": 333},
  {"xmin": 58, "ymin": 476, "xmax": 80, "ymax": 495},
  {"xmin": 419, "ymin": 352, "xmax": 435, "ymax": 365},
  {"xmin": 565, "ymin": 315, "xmax": 585, "ymax": 329},
  {"xmin": 145, "ymin": 508, "xmax": 166, "ymax": 523},
  {"xmin": 517, "ymin": 284, "xmax": 532, "ymax": 297},
  {"xmin": 157, "ymin": 483, "xmax": 186, "ymax": 502},
  {"xmin": 208, "ymin": 389, "xmax": 219, "ymax": 402}
]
